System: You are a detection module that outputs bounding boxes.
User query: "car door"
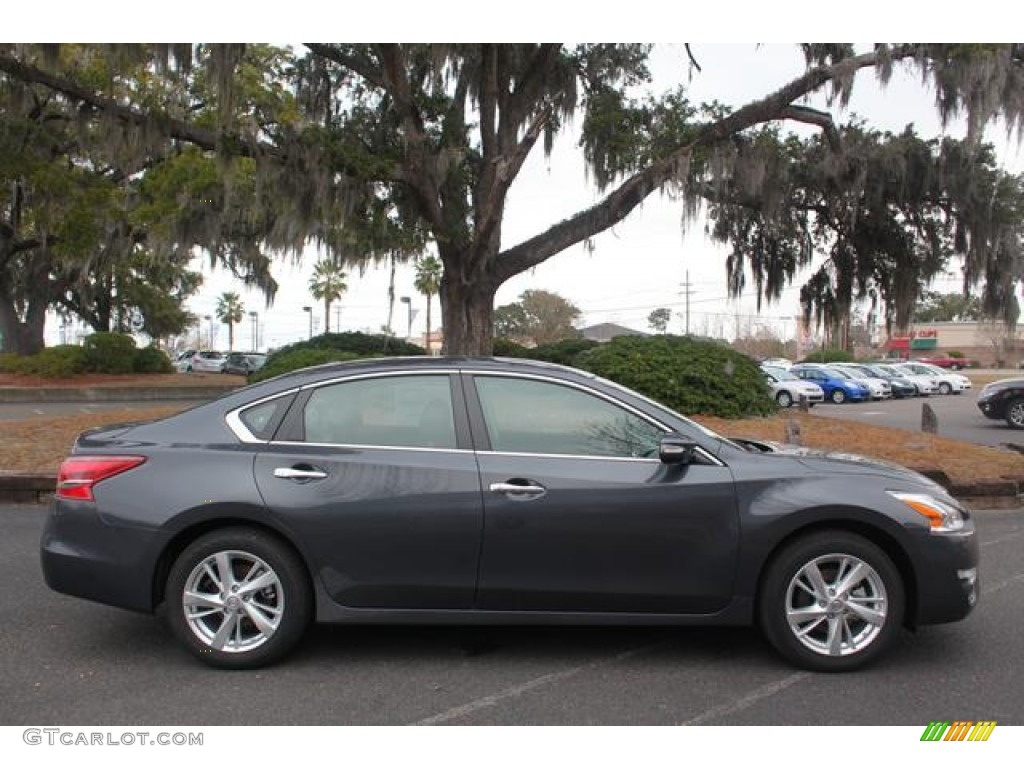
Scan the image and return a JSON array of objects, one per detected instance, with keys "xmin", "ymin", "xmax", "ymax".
[
  {"xmin": 465, "ymin": 372, "xmax": 740, "ymax": 614},
  {"xmin": 252, "ymin": 372, "xmax": 484, "ymax": 609}
]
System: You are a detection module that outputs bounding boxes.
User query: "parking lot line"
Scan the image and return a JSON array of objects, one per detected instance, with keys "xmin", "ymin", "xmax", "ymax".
[
  {"xmin": 409, "ymin": 641, "xmax": 665, "ymax": 726},
  {"xmin": 678, "ymin": 671, "xmax": 812, "ymax": 726}
]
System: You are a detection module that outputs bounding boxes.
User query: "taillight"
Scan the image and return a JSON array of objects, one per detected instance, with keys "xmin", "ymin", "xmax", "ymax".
[{"xmin": 56, "ymin": 456, "xmax": 147, "ymax": 501}]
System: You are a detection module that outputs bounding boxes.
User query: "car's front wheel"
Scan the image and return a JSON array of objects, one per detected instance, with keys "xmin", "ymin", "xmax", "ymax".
[
  {"xmin": 830, "ymin": 388, "xmax": 846, "ymax": 404},
  {"xmin": 166, "ymin": 528, "xmax": 312, "ymax": 669},
  {"xmin": 1005, "ymin": 397, "xmax": 1024, "ymax": 429},
  {"xmin": 776, "ymin": 390, "xmax": 793, "ymax": 408},
  {"xmin": 938, "ymin": 382, "xmax": 952, "ymax": 395},
  {"xmin": 759, "ymin": 531, "xmax": 904, "ymax": 672}
]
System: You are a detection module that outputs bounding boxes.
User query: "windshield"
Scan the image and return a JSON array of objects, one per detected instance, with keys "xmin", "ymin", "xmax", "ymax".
[
  {"xmin": 821, "ymin": 367, "xmax": 851, "ymax": 379},
  {"xmin": 763, "ymin": 366, "xmax": 798, "ymax": 381}
]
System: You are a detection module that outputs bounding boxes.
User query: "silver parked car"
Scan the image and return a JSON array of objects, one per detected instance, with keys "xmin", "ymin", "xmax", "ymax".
[{"xmin": 761, "ymin": 366, "xmax": 824, "ymax": 408}]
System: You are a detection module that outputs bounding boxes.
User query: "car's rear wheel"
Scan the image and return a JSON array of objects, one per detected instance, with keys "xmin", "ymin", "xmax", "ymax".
[
  {"xmin": 776, "ymin": 390, "xmax": 793, "ymax": 408},
  {"xmin": 759, "ymin": 531, "xmax": 904, "ymax": 672},
  {"xmin": 1005, "ymin": 398, "xmax": 1024, "ymax": 429},
  {"xmin": 830, "ymin": 389, "xmax": 846, "ymax": 404},
  {"xmin": 166, "ymin": 528, "xmax": 312, "ymax": 669}
]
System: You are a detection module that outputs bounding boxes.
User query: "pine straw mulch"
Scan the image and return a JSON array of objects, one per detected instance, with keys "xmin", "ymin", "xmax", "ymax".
[{"xmin": 0, "ymin": 405, "xmax": 1021, "ymax": 488}]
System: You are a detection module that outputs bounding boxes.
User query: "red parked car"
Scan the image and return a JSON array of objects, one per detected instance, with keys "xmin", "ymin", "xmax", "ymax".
[{"xmin": 917, "ymin": 356, "xmax": 974, "ymax": 371}]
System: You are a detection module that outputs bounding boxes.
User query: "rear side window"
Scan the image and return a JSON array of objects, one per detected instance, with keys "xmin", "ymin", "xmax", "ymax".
[
  {"xmin": 238, "ymin": 396, "xmax": 292, "ymax": 440},
  {"xmin": 302, "ymin": 375, "xmax": 457, "ymax": 449}
]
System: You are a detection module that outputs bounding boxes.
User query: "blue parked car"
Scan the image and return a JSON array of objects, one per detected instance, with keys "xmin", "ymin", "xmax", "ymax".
[{"xmin": 790, "ymin": 364, "xmax": 871, "ymax": 404}]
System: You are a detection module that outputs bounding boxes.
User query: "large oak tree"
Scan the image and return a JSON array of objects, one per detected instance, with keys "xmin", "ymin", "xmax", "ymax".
[{"xmin": 2, "ymin": 44, "xmax": 1023, "ymax": 354}]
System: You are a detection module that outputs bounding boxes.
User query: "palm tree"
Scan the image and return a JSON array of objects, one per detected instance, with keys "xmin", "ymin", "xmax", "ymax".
[
  {"xmin": 414, "ymin": 256, "xmax": 443, "ymax": 353},
  {"xmin": 215, "ymin": 292, "xmax": 245, "ymax": 350},
  {"xmin": 308, "ymin": 260, "xmax": 348, "ymax": 334}
]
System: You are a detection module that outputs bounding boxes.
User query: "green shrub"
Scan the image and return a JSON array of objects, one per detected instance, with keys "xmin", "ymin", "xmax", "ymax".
[
  {"xmin": 492, "ymin": 338, "xmax": 531, "ymax": 358},
  {"xmin": 947, "ymin": 350, "xmax": 964, "ymax": 358},
  {"xmin": 801, "ymin": 348, "xmax": 855, "ymax": 363},
  {"xmin": 250, "ymin": 349, "xmax": 363, "ymax": 383},
  {"xmin": 132, "ymin": 345, "xmax": 174, "ymax": 373},
  {"xmin": 0, "ymin": 353, "xmax": 26, "ymax": 374},
  {"xmin": 257, "ymin": 331, "xmax": 424, "ymax": 384},
  {"xmin": 82, "ymin": 332, "xmax": 137, "ymax": 373},
  {"xmin": 529, "ymin": 338, "xmax": 600, "ymax": 366},
  {"xmin": 577, "ymin": 335, "xmax": 776, "ymax": 419},
  {"xmin": 27, "ymin": 346, "xmax": 88, "ymax": 377}
]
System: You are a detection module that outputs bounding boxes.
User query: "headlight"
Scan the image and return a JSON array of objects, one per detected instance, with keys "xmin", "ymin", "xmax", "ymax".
[{"xmin": 888, "ymin": 491, "xmax": 966, "ymax": 533}]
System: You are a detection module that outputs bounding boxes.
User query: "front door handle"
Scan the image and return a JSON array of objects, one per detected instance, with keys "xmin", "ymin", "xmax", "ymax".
[
  {"xmin": 274, "ymin": 466, "xmax": 328, "ymax": 481},
  {"xmin": 489, "ymin": 480, "xmax": 546, "ymax": 497}
]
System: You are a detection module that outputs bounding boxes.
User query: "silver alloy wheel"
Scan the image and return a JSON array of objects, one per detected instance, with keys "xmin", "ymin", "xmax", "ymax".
[
  {"xmin": 785, "ymin": 553, "xmax": 887, "ymax": 657},
  {"xmin": 777, "ymin": 390, "xmax": 793, "ymax": 408},
  {"xmin": 831, "ymin": 388, "xmax": 846, "ymax": 404},
  {"xmin": 182, "ymin": 550, "xmax": 284, "ymax": 653},
  {"xmin": 1008, "ymin": 399, "xmax": 1024, "ymax": 428}
]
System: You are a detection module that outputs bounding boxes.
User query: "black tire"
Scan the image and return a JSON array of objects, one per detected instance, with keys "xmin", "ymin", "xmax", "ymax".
[
  {"xmin": 1005, "ymin": 397, "xmax": 1024, "ymax": 430},
  {"xmin": 776, "ymin": 390, "xmax": 794, "ymax": 408},
  {"xmin": 166, "ymin": 527, "xmax": 312, "ymax": 669},
  {"xmin": 938, "ymin": 382, "xmax": 952, "ymax": 395},
  {"xmin": 758, "ymin": 531, "xmax": 904, "ymax": 672},
  {"xmin": 830, "ymin": 388, "xmax": 846, "ymax": 404},
  {"xmin": 950, "ymin": 363, "xmax": 962, "ymax": 371}
]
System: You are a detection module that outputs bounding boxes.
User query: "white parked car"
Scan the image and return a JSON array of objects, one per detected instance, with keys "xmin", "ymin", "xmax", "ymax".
[
  {"xmin": 876, "ymin": 363, "xmax": 938, "ymax": 396},
  {"xmin": 761, "ymin": 366, "xmax": 825, "ymax": 408},
  {"xmin": 898, "ymin": 362, "xmax": 966, "ymax": 395},
  {"xmin": 830, "ymin": 364, "xmax": 892, "ymax": 400},
  {"xmin": 178, "ymin": 350, "xmax": 226, "ymax": 373}
]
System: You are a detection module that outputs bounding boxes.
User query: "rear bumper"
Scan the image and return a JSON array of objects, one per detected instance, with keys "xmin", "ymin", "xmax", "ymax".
[{"xmin": 40, "ymin": 501, "xmax": 164, "ymax": 613}]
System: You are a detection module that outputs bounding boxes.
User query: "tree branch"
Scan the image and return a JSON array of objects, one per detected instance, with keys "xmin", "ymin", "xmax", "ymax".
[
  {"xmin": 780, "ymin": 105, "xmax": 840, "ymax": 150},
  {"xmin": 304, "ymin": 43, "xmax": 385, "ymax": 89},
  {"xmin": 495, "ymin": 45, "xmax": 919, "ymax": 282}
]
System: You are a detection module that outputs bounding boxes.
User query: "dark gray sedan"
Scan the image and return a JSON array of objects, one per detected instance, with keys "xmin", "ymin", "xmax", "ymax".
[{"xmin": 42, "ymin": 357, "xmax": 979, "ymax": 671}]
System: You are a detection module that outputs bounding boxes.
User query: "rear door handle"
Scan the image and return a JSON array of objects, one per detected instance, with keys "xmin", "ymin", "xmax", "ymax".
[
  {"xmin": 274, "ymin": 466, "xmax": 328, "ymax": 481},
  {"xmin": 489, "ymin": 481, "xmax": 546, "ymax": 496}
]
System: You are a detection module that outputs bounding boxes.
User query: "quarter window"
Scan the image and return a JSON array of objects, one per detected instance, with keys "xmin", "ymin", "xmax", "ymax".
[
  {"xmin": 474, "ymin": 376, "xmax": 663, "ymax": 458},
  {"xmin": 302, "ymin": 375, "xmax": 457, "ymax": 449}
]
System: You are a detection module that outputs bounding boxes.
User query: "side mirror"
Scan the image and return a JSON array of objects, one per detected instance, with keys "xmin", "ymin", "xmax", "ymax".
[{"xmin": 659, "ymin": 435, "xmax": 697, "ymax": 465}]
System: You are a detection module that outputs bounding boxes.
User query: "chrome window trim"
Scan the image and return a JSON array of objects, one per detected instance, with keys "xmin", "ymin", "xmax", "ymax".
[
  {"xmin": 267, "ymin": 440, "xmax": 473, "ymax": 455},
  {"xmin": 225, "ymin": 366, "xmax": 724, "ymax": 466}
]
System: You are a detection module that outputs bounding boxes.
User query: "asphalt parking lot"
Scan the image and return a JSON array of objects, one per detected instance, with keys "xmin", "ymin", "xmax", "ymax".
[
  {"xmin": 2, "ymin": 503, "xmax": 1022, "ymax": 725},
  {"xmin": 809, "ymin": 391, "xmax": 1024, "ymax": 449}
]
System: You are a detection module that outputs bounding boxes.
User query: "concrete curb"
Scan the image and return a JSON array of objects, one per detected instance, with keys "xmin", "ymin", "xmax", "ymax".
[
  {"xmin": 0, "ymin": 386, "xmax": 238, "ymax": 403},
  {"xmin": 2, "ymin": 471, "xmax": 1020, "ymax": 507}
]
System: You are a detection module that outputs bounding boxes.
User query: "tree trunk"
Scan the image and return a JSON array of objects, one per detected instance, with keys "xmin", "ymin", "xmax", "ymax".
[
  {"xmin": 0, "ymin": 296, "xmax": 46, "ymax": 354},
  {"xmin": 440, "ymin": 273, "xmax": 496, "ymax": 356},
  {"xmin": 425, "ymin": 293, "xmax": 432, "ymax": 354},
  {"xmin": 324, "ymin": 298, "xmax": 330, "ymax": 334},
  {"xmin": 228, "ymin": 322, "xmax": 234, "ymax": 350}
]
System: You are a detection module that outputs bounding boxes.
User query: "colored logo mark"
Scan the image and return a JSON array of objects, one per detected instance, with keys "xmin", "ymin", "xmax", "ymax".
[{"xmin": 920, "ymin": 721, "xmax": 997, "ymax": 742}]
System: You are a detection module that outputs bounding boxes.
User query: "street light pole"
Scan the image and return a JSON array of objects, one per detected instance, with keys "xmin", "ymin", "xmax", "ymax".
[
  {"xmin": 400, "ymin": 296, "xmax": 412, "ymax": 340},
  {"xmin": 249, "ymin": 311, "xmax": 258, "ymax": 351},
  {"xmin": 302, "ymin": 306, "xmax": 312, "ymax": 340}
]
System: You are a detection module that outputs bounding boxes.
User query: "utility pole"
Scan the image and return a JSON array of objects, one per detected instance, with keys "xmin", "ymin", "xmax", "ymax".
[{"xmin": 679, "ymin": 270, "xmax": 697, "ymax": 336}]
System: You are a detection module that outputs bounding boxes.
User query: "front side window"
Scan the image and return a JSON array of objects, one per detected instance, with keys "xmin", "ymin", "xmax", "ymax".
[
  {"xmin": 302, "ymin": 375, "xmax": 457, "ymax": 449},
  {"xmin": 474, "ymin": 376, "xmax": 663, "ymax": 458}
]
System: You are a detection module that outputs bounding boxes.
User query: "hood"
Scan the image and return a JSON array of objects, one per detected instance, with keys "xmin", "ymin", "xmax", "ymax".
[{"xmin": 731, "ymin": 438, "xmax": 946, "ymax": 491}]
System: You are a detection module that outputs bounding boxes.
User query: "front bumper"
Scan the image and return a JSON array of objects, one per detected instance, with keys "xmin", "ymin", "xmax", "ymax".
[{"xmin": 908, "ymin": 522, "xmax": 980, "ymax": 626}]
